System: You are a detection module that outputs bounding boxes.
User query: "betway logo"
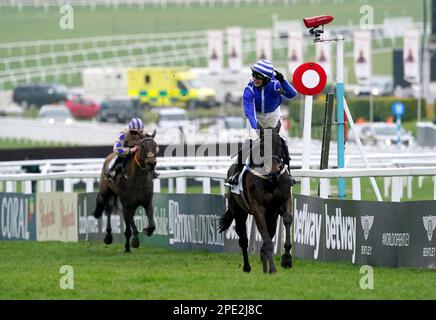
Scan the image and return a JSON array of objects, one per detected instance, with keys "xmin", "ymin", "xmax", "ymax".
[
  {"xmin": 325, "ymin": 205, "xmax": 357, "ymax": 263},
  {"xmin": 293, "ymin": 199, "xmax": 322, "ymax": 259}
]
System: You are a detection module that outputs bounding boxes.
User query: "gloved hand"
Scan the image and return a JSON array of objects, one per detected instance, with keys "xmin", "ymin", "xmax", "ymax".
[
  {"xmin": 274, "ymin": 69, "xmax": 285, "ymax": 83},
  {"xmin": 130, "ymin": 146, "xmax": 138, "ymax": 154}
]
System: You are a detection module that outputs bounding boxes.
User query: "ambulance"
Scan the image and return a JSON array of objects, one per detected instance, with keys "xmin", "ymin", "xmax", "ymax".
[{"xmin": 126, "ymin": 67, "xmax": 218, "ymax": 109}]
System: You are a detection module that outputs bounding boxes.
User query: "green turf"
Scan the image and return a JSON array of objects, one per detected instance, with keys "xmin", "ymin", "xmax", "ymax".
[
  {"xmin": 0, "ymin": 240, "xmax": 434, "ymax": 299},
  {"xmin": 0, "ymin": 138, "xmax": 77, "ymax": 149},
  {"xmin": 0, "ymin": 1, "xmax": 422, "ymax": 43}
]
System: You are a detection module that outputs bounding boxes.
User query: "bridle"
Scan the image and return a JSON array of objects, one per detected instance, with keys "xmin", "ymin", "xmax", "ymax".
[
  {"xmin": 133, "ymin": 137, "xmax": 157, "ymax": 171},
  {"xmin": 247, "ymin": 131, "xmax": 286, "ymax": 181}
]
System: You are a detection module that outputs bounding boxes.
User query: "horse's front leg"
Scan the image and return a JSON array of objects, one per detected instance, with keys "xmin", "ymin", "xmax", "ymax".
[
  {"xmin": 142, "ymin": 202, "xmax": 155, "ymax": 237},
  {"xmin": 123, "ymin": 207, "xmax": 133, "ymax": 253},
  {"xmin": 280, "ymin": 198, "xmax": 293, "ymax": 269},
  {"xmin": 251, "ymin": 205, "xmax": 276, "ymax": 274},
  {"xmin": 130, "ymin": 212, "xmax": 140, "ymax": 249}
]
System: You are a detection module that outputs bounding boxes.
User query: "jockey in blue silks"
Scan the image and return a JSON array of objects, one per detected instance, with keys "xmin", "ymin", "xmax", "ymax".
[{"xmin": 227, "ymin": 59, "xmax": 298, "ymax": 185}]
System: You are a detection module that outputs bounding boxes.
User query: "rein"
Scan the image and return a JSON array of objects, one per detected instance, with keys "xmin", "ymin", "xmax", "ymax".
[
  {"xmin": 134, "ymin": 151, "xmax": 142, "ymax": 168},
  {"xmin": 246, "ymin": 131, "xmax": 285, "ymax": 180}
]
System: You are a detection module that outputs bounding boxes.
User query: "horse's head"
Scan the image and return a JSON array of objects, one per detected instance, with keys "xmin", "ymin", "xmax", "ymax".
[
  {"xmin": 135, "ymin": 130, "xmax": 159, "ymax": 170},
  {"xmin": 258, "ymin": 121, "xmax": 283, "ymax": 181}
]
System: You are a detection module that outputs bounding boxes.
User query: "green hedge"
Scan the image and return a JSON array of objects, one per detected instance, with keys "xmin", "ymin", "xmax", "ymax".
[{"xmin": 285, "ymin": 96, "xmax": 427, "ymax": 126}]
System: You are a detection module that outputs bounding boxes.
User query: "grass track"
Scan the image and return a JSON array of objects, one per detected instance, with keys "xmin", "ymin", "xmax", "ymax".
[
  {"xmin": 0, "ymin": 241, "xmax": 435, "ymax": 299},
  {"xmin": 0, "ymin": 1, "xmax": 422, "ymax": 43}
]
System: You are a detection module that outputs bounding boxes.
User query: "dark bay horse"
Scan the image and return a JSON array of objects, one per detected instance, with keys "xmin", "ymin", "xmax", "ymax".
[
  {"xmin": 219, "ymin": 122, "xmax": 294, "ymax": 274},
  {"xmin": 93, "ymin": 131, "xmax": 159, "ymax": 253}
]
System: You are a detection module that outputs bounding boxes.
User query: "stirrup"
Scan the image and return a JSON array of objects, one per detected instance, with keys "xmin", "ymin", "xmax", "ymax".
[{"xmin": 289, "ymin": 173, "xmax": 296, "ymax": 186}]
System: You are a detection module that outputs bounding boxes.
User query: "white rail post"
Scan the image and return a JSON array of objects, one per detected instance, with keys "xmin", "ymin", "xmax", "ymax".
[
  {"xmin": 64, "ymin": 178, "xmax": 72, "ymax": 192},
  {"xmin": 433, "ymin": 176, "xmax": 436, "ymax": 200},
  {"xmin": 301, "ymin": 95, "xmax": 313, "ymax": 196},
  {"xmin": 6, "ymin": 181, "xmax": 13, "ymax": 192},
  {"xmin": 407, "ymin": 176, "xmax": 413, "ymax": 199},
  {"xmin": 400, "ymin": 177, "xmax": 404, "ymax": 199},
  {"xmin": 391, "ymin": 176, "xmax": 401, "ymax": 202},
  {"xmin": 418, "ymin": 176, "xmax": 424, "ymax": 189},
  {"xmin": 176, "ymin": 178, "xmax": 186, "ymax": 193},
  {"xmin": 319, "ymin": 178, "xmax": 329, "ymax": 199},
  {"xmin": 85, "ymin": 179, "xmax": 94, "ymax": 192},
  {"xmin": 352, "ymin": 178, "xmax": 361, "ymax": 200},
  {"xmin": 23, "ymin": 180, "xmax": 32, "ymax": 194},
  {"xmin": 38, "ymin": 180, "xmax": 45, "ymax": 192},
  {"xmin": 202, "ymin": 178, "xmax": 211, "ymax": 194},
  {"xmin": 153, "ymin": 179, "xmax": 161, "ymax": 193},
  {"xmin": 168, "ymin": 178, "xmax": 174, "ymax": 193},
  {"xmin": 384, "ymin": 177, "xmax": 390, "ymax": 198},
  {"xmin": 219, "ymin": 180, "xmax": 225, "ymax": 195}
]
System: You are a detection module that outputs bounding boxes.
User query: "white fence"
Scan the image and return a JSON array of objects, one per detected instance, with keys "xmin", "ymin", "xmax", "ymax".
[
  {"xmin": 0, "ymin": 16, "xmax": 422, "ymax": 89},
  {"xmin": 2, "ymin": 164, "xmax": 436, "ymax": 202}
]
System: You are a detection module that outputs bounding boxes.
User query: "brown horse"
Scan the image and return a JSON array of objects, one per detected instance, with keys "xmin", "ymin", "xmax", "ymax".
[
  {"xmin": 93, "ymin": 131, "xmax": 159, "ymax": 253},
  {"xmin": 219, "ymin": 122, "xmax": 293, "ymax": 273}
]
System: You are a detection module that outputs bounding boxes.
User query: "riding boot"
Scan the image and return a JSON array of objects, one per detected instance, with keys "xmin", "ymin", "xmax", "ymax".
[
  {"xmin": 227, "ymin": 164, "xmax": 243, "ymax": 186},
  {"xmin": 106, "ymin": 164, "xmax": 123, "ymax": 182},
  {"xmin": 227, "ymin": 141, "xmax": 250, "ymax": 186}
]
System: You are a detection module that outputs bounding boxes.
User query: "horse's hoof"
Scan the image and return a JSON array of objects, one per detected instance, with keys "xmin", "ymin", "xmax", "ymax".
[
  {"xmin": 269, "ymin": 267, "xmax": 277, "ymax": 274},
  {"xmin": 104, "ymin": 234, "xmax": 113, "ymax": 245},
  {"xmin": 281, "ymin": 255, "xmax": 293, "ymax": 269},
  {"xmin": 131, "ymin": 237, "xmax": 139, "ymax": 248},
  {"xmin": 124, "ymin": 249, "xmax": 131, "ymax": 253},
  {"xmin": 143, "ymin": 226, "xmax": 155, "ymax": 237},
  {"xmin": 243, "ymin": 265, "xmax": 251, "ymax": 273}
]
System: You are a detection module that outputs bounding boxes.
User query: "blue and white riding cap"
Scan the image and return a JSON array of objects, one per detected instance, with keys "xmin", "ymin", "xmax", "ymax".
[
  {"xmin": 251, "ymin": 60, "xmax": 274, "ymax": 79},
  {"xmin": 128, "ymin": 118, "xmax": 144, "ymax": 132}
]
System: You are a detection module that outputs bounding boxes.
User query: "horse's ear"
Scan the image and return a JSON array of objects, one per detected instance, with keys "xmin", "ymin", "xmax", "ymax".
[
  {"xmin": 275, "ymin": 121, "xmax": 281, "ymax": 132},
  {"xmin": 147, "ymin": 129, "xmax": 156, "ymax": 138}
]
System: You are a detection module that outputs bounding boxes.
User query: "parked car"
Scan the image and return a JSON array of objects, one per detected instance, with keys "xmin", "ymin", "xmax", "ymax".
[
  {"xmin": 12, "ymin": 83, "xmax": 70, "ymax": 108},
  {"xmin": 347, "ymin": 122, "xmax": 414, "ymax": 146},
  {"xmin": 209, "ymin": 116, "xmax": 245, "ymax": 131},
  {"xmin": 353, "ymin": 76, "xmax": 394, "ymax": 96},
  {"xmin": 38, "ymin": 104, "xmax": 73, "ymax": 125},
  {"xmin": 97, "ymin": 97, "xmax": 142, "ymax": 123},
  {"xmin": 65, "ymin": 97, "xmax": 100, "ymax": 119},
  {"xmin": 155, "ymin": 107, "xmax": 190, "ymax": 128}
]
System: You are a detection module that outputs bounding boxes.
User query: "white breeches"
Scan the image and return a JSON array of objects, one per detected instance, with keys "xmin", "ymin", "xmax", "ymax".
[{"xmin": 246, "ymin": 107, "xmax": 287, "ymax": 140}]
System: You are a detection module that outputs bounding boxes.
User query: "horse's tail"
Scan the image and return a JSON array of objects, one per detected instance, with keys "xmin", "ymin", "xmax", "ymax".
[
  {"xmin": 93, "ymin": 193, "xmax": 118, "ymax": 219},
  {"xmin": 218, "ymin": 208, "xmax": 234, "ymax": 233},
  {"xmin": 93, "ymin": 194, "xmax": 105, "ymax": 219}
]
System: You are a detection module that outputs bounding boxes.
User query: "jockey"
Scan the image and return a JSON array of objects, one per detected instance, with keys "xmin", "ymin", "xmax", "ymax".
[
  {"xmin": 106, "ymin": 118, "xmax": 159, "ymax": 181},
  {"xmin": 227, "ymin": 59, "xmax": 298, "ymax": 186}
]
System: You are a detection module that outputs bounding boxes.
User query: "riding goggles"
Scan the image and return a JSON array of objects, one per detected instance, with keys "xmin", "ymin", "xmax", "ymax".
[{"xmin": 252, "ymin": 72, "xmax": 266, "ymax": 80}]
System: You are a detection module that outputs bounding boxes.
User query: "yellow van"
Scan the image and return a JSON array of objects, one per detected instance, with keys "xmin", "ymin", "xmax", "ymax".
[{"xmin": 126, "ymin": 67, "xmax": 218, "ymax": 109}]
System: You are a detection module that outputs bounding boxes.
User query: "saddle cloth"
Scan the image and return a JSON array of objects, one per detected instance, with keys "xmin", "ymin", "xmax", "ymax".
[{"xmin": 229, "ymin": 165, "xmax": 248, "ymax": 195}]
